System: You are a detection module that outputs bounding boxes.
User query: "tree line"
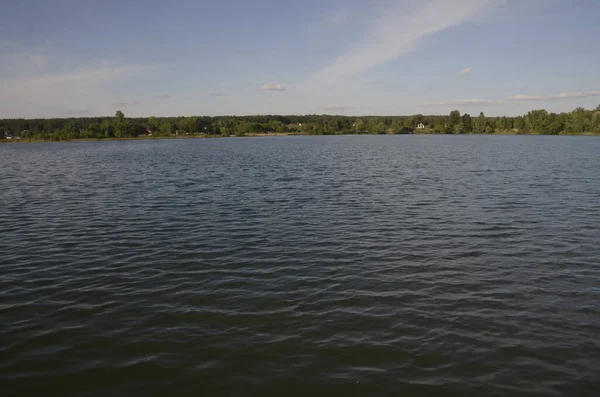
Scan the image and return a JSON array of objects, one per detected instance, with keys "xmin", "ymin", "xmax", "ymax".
[{"xmin": 1, "ymin": 105, "xmax": 599, "ymax": 141}]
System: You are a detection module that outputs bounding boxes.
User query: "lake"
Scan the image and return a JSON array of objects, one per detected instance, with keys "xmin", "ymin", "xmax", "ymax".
[{"xmin": 1, "ymin": 135, "xmax": 599, "ymax": 396}]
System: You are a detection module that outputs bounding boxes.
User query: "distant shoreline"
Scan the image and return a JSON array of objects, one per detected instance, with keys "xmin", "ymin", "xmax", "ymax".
[
  {"xmin": 3, "ymin": 106, "xmax": 599, "ymax": 141},
  {"xmin": 2, "ymin": 131, "xmax": 599, "ymax": 144}
]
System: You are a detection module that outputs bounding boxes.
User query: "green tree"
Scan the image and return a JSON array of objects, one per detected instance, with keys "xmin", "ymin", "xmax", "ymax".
[
  {"xmin": 60, "ymin": 119, "xmax": 79, "ymax": 139},
  {"xmin": 300, "ymin": 122, "xmax": 314, "ymax": 134},
  {"xmin": 180, "ymin": 117, "xmax": 199, "ymax": 133},
  {"xmin": 4, "ymin": 104, "xmax": 600, "ymax": 141},
  {"xmin": 513, "ymin": 116, "xmax": 525, "ymax": 131},
  {"xmin": 495, "ymin": 116, "xmax": 511, "ymax": 131},
  {"xmin": 473, "ymin": 112, "xmax": 486, "ymax": 134},
  {"xmin": 433, "ymin": 124, "xmax": 446, "ymax": 134},
  {"xmin": 525, "ymin": 109, "xmax": 551, "ymax": 133},
  {"xmin": 462, "ymin": 113, "xmax": 472, "ymax": 132},
  {"xmin": 113, "ymin": 111, "xmax": 126, "ymax": 137},
  {"xmin": 375, "ymin": 122, "xmax": 388, "ymax": 134},
  {"xmin": 159, "ymin": 121, "xmax": 173, "ymax": 136},
  {"xmin": 592, "ymin": 111, "xmax": 600, "ymax": 133},
  {"xmin": 86, "ymin": 123, "xmax": 103, "ymax": 139},
  {"xmin": 354, "ymin": 119, "xmax": 366, "ymax": 133},
  {"xmin": 449, "ymin": 110, "xmax": 461, "ymax": 128},
  {"xmin": 43, "ymin": 119, "xmax": 54, "ymax": 134},
  {"xmin": 267, "ymin": 120, "xmax": 286, "ymax": 132},
  {"xmin": 148, "ymin": 116, "xmax": 160, "ymax": 134},
  {"xmin": 115, "ymin": 120, "xmax": 143, "ymax": 137},
  {"xmin": 565, "ymin": 107, "xmax": 591, "ymax": 133},
  {"xmin": 101, "ymin": 119, "xmax": 114, "ymax": 138},
  {"xmin": 403, "ymin": 116, "xmax": 415, "ymax": 129},
  {"xmin": 217, "ymin": 118, "xmax": 237, "ymax": 135},
  {"xmin": 390, "ymin": 120, "xmax": 406, "ymax": 134}
]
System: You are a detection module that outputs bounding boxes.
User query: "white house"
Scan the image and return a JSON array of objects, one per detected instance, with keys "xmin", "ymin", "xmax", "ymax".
[{"xmin": 416, "ymin": 123, "xmax": 425, "ymax": 129}]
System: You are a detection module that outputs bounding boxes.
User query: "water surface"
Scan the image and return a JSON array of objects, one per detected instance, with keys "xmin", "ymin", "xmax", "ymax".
[{"xmin": 1, "ymin": 135, "xmax": 599, "ymax": 396}]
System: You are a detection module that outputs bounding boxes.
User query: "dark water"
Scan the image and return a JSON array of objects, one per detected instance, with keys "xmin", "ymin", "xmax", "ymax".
[{"xmin": 1, "ymin": 135, "xmax": 599, "ymax": 396}]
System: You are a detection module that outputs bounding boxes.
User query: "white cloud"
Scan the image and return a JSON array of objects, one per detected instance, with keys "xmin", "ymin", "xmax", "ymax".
[
  {"xmin": 309, "ymin": 0, "xmax": 498, "ymax": 83},
  {"xmin": 423, "ymin": 98, "xmax": 499, "ymax": 106},
  {"xmin": 207, "ymin": 91, "xmax": 225, "ymax": 96},
  {"xmin": 259, "ymin": 83, "xmax": 286, "ymax": 92},
  {"xmin": 459, "ymin": 67, "xmax": 472, "ymax": 76},
  {"xmin": 509, "ymin": 91, "xmax": 600, "ymax": 100}
]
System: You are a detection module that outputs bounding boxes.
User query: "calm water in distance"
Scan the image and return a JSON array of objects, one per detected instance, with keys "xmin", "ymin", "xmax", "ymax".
[{"xmin": 1, "ymin": 135, "xmax": 599, "ymax": 396}]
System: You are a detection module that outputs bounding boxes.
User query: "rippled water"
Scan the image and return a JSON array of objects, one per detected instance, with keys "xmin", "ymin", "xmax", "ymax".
[{"xmin": 1, "ymin": 135, "xmax": 599, "ymax": 396}]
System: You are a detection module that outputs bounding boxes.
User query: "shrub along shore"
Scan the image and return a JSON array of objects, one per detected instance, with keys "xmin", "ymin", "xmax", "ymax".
[{"xmin": 2, "ymin": 106, "xmax": 599, "ymax": 141}]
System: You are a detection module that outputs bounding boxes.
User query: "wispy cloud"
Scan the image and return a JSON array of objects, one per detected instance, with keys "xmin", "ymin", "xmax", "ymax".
[
  {"xmin": 1, "ymin": 53, "xmax": 48, "ymax": 71},
  {"xmin": 259, "ymin": 83, "xmax": 286, "ymax": 92},
  {"xmin": 509, "ymin": 91, "xmax": 600, "ymax": 100},
  {"xmin": 207, "ymin": 91, "xmax": 225, "ymax": 96},
  {"xmin": 111, "ymin": 101, "xmax": 142, "ymax": 107},
  {"xmin": 0, "ymin": 47, "xmax": 50, "ymax": 76},
  {"xmin": 160, "ymin": 94, "xmax": 173, "ymax": 99},
  {"xmin": 0, "ymin": 60, "xmax": 159, "ymax": 117},
  {"xmin": 423, "ymin": 98, "xmax": 500, "ymax": 106},
  {"xmin": 20, "ymin": 63, "xmax": 157, "ymax": 86},
  {"xmin": 309, "ymin": 0, "xmax": 497, "ymax": 83},
  {"xmin": 323, "ymin": 105, "xmax": 356, "ymax": 112},
  {"xmin": 459, "ymin": 67, "xmax": 472, "ymax": 76},
  {"xmin": 330, "ymin": 9, "xmax": 349, "ymax": 25},
  {"xmin": 4, "ymin": 63, "xmax": 159, "ymax": 101}
]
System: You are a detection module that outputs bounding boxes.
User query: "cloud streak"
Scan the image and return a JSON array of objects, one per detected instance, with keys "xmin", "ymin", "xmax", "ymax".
[
  {"xmin": 111, "ymin": 101, "xmax": 142, "ymax": 107},
  {"xmin": 0, "ymin": 46, "xmax": 52, "ymax": 77},
  {"xmin": 259, "ymin": 83, "xmax": 286, "ymax": 92},
  {"xmin": 459, "ymin": 67, "xmax": 472, "ymax": 76},
  {"xmin": 423, "ymin": 98, "xmax": 500, "ymax": 106},
  {"xmin": 423, "ymin": 90, "xmax": 600, "ymax": 107},
  {"xmin": 510, "ymin": 91, "xmax": 600, "ymax": 100},
  {"xmin": 206, "ymin": 91, "xmax": 224, "ymax": 96},
  {"xmin": 0, "ymin": 61, "xmax": 159, "ymax": 117},
  {"xmin": 4, "ymin": 63, "xmax": 159, "ymax": 100},
  {"xmin": 310, "ymin": 0, "xmax": 497, "ymax": 83},
  {"xmin": 20, "ymin": 64, "xmax": 158, "ymax": 86}
]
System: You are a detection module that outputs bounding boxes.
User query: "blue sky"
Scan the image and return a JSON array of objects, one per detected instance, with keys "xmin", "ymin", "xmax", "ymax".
[{"xmin": 1, "ymin": 0, "xmax": 599, "ymax": 118}]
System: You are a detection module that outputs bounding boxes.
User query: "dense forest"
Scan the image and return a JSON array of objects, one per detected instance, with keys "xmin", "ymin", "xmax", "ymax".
[{"xmin": 1, "ymin": 106, "xmax": 600, "ymax": 141}]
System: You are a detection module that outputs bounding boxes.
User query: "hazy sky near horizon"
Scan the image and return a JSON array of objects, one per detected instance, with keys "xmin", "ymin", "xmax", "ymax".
[{"xmin": 1, "ymin": 0, "xmax": 599, "ymax": 118}]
